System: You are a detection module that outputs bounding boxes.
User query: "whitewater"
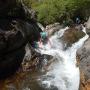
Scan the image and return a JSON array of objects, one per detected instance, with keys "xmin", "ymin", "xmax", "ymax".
[{"xmin": 36, "ymin": 27, "xmax": 89, "ymax": 90}]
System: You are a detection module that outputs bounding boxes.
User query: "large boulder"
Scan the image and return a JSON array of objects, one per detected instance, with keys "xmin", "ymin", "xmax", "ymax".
[
  {"xmin": 0, "ymin": 19, "xmax": 42, "ymax": 78},
  {"xmin": 62, "ymin": 27, "xmax": 85, "ymax": 47},
  {"xmin": 0, "ymin": 0, "xmax": 42, "ymax": 78},
  {"xmin": 77, "ymin": 38, "xmax": 90, "ymax": 90}
]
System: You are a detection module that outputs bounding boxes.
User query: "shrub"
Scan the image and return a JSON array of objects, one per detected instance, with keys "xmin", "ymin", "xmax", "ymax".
[{"xmin": 22, "ymin": 0, "xmax": 90, "ymax": 25}]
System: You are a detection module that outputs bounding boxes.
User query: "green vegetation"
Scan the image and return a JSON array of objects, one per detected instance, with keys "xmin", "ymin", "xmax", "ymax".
[{"xmin": 22, "ymin": 0, "xmax": 90, "ymax": 25}]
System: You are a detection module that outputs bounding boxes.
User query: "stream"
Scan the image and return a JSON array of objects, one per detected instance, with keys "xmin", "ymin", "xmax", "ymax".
[{"xmin": 36, "ymin": 26, "xmax": 89, "ymax": 90}]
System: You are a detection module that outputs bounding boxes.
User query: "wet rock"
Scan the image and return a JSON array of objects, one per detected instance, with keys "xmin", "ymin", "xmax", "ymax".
[
  {"xmin": 22, "ymin": 45, "xmax": 53, "ymax": 72},
  {"xmin": 45, "ymin": 23, "xmax": 63, "ymax": 37},
  {"xmin": 77, "ymin": 38, "xmax": 90, "ymax": 90},
  {"xmin": 62, "ymin": 27, "xmax": 85, "ymax": 47},
  {"xmin": 23, "ymin": 52, "xmax": 53, "ymax": 71}
]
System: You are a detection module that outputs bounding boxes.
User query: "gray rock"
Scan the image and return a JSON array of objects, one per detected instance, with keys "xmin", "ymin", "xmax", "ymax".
[
  {"xmin": 45, "ymin": 23, "xmax": 63, "ymax": 37},
  {"xmin": 77, "ymin": 38, "xmax": 90, "ymax": 80}
]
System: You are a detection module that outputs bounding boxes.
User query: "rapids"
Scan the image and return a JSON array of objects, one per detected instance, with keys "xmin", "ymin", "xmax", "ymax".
[
  {"xmin": 36, "ymin": 27, "xmax": 89, "ymax": 90},
  {"xmin": 0, "ymin": 26, "xmax": 88, "ymax": 90}
]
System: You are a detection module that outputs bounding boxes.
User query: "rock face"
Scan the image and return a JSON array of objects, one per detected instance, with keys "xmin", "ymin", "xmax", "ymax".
[
  {"xmin": 77, "ymin": 38, "xmax": 90, "ymax": 90},
  {"xmin": 0, "ymin": 0, "xmax": 42, "ymax": 78}
]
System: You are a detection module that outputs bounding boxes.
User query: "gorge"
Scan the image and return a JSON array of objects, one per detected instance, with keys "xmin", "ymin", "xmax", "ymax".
[{"xmin": 0, "ymin": 0, "xmax": 90, "ymax": 90}]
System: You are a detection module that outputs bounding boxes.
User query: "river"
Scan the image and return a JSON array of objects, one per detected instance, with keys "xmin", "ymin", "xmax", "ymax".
[{"xmin": 36, "ymin": 27, "xmax": 89, "ymax": 90}]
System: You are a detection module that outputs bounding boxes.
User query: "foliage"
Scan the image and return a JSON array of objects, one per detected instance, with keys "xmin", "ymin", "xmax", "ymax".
[{"xmin": 22, "ymin": 0, "xmax": 90, "ymax": 25}]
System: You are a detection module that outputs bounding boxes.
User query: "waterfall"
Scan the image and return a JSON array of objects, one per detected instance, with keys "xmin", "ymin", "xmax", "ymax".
[{"xmin": 37, "ymin": 27, "xmax": 89, "ymax": 90}]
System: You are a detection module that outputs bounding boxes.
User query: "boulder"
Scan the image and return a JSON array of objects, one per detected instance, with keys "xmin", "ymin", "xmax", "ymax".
[
  {"xmin": 0, "ymin": 18, "xmax": 42, "ymax": 78},
  {"xmin": 77, "ymin": 38, "xmax": 90, "ymax": 90},
  {"xmin": 0, "ymin": 0, "xmax": 42, "ymax": 78},
  {"xmin": 0, "ymin": 29, "xmax": 26, "ymax": 78},
  {"xmin": 62, "ymin": 27, "xmax": 85, "ymax": 47}
]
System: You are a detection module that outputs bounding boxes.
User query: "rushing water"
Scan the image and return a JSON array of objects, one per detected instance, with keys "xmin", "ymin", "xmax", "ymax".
[
  {"xmin": 36, "ymin": 27, "xmax": 89, "ymax": 90},
  {"xmin": 0, "ymin": 27, "xmax": 89, "ymax": 90}
]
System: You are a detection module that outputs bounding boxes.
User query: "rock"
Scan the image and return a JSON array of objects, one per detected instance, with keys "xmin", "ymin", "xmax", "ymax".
[
  {"xmin": 62, "ymin": 27, "xmax": 85, "ymax": 47},
  {"xmin": 11, "ymin": 20, "xmax": 42, "ymax": 42},
  {"xmin": 45, "ymin": 23, "xmax": 63, "ymax": 37},
  {"xmin": 86, "ymin": 17, "xmax": 90, "ymax": 30},
  {"xmin": 22, "ymin": 45, "xmax": 53, "ymax": 71},
  {"xmin": 0, "ymin": 0, "xmax": 42, "ymax": 78},
  {"xmin": 77, "ymin": 38, "xmax": 90, "ymax": 90},
  {"xmin": 0, "ymin": 19, "xmax": 41, "ymax": 78},
  {"xmin": 0, "ymin": 0, "xmax": 38, "ymax": 22},
  {"xmin": 80, "ymin": 71, "xmax": 90, "ymax": 90},
  {"xmin": 75, "ymin": 24, "xmax": 83, "ymax": 31},
  {"xmin": 0, "ymin": 29, "xmax": 26, "ymax": 78},
  {"xmin": 86, "ymin": 17, "xmax": 90, "ymax": 35},
  {"xmin": 23, "ymin": 44, "xmax": 32, "ymax": 62}
]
